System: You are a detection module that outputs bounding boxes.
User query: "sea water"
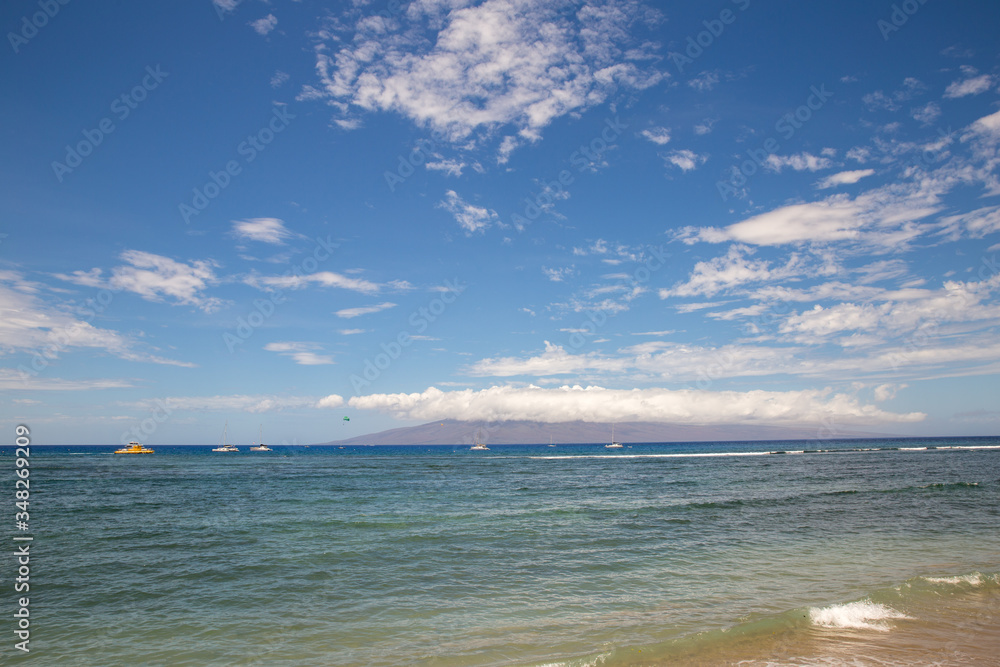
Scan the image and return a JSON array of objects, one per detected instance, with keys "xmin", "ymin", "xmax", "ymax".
[{"xmin": 4, "ymin": 437, "xmax": 999, "ymax": 665}]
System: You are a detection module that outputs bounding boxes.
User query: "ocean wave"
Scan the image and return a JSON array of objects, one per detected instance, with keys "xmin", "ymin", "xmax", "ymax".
[
  {"xmin": 529, "ymin": 451, "xmax": 776, "ymax": 460},
  {"xmin": 920, "ymin": 571, "xmax": 998, "ymax": 588},
  {"xmin": 919, "ymin": 481, "xmax": 979, "ymax": 490},
  {"xmin": 818, "ymin": 480, "xmax": 984, "ymax": 498},
  {"xmin": 527, "ymin": 444, "xmax": 1000, "ymax": 461},
  {"xmin": 808, "ymin": 600, "xmax": 911, "ymax": 631}
]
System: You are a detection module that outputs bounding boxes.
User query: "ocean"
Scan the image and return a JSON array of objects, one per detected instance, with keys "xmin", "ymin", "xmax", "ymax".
[{"xmin": 5, "ymin": 437, "xmax": 999, "ymax": 666}]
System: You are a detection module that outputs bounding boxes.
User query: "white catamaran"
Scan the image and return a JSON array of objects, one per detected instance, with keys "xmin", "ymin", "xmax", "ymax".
[
  {"xmin": 605, "ymin": 423, "xmax": 623, "ymax": 449},
  {"xmin": 212, "ymin": 421, "xmax": 239, "ymax": 452},
  {"xmin": 250, "ymin": 424, "xmax": 272, "ymax": 452},
  {"xmin": 470, "ymin": 433, "xmax": 489, "ymax": 450}
]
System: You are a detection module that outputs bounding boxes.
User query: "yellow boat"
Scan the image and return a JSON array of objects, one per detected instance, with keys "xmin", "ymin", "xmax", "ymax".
[{"xmin": 115, "ymin": 441, "xmax": 154, "ymax": 454}]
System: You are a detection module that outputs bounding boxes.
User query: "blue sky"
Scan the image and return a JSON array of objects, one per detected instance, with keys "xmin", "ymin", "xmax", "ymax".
[{"xmin": 3, "ymin": 0, "xmax": 1000, "ymax": 445}]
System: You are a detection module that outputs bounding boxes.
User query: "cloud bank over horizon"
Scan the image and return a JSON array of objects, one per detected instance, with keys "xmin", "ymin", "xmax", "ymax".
[{"xmin": 344, "ymin": 385, "xmax": 925, "ymax": 426}]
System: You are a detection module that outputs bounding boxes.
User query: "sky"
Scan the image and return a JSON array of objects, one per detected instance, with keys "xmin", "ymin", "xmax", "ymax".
[{"xmin": 2, "ymin": 0, "xmax": 1000, "ymax": 445}]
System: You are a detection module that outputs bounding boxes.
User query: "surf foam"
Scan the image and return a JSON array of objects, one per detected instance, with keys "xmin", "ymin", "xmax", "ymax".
[
  {"xmin": 922, "ymin": 572, "xmax": 995, "ymax": 587},
  {"xmin": 808, "ymin": 600, "xmax": 911, "ymax": 631}
]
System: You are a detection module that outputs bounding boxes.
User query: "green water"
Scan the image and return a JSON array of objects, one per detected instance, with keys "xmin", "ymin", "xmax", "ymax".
[{"xmin": 6, "ymin": 438, "xmax": 999, "ymax": 665}]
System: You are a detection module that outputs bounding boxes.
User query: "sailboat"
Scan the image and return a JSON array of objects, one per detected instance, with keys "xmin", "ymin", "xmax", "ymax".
[
  {"xmin": 250, "ymin": 424, "xmax": 272, "ymax": 451},
  {"xmin": 605, "ymin": 423, "xmax": 623, "ymax": 449},
  {"xmin": 470, "ymin": 433, "xmax": 489, "ymax": 450},
  {"xmin": 212, "ymin": 421, "xmax": 239, "ymax": 452}
]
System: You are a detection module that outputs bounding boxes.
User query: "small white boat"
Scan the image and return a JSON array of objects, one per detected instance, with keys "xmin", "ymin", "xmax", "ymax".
[
  {"xmin": 470, "ymin": 441, "xmax": 489, "ymax": 451},
  {"xmin": 250, "ymin": 424, "xmax": 272, "ymax": 451},
  {"xmin": 605, "ymin": 423, "xmax": 623, "ymax": 449},
  {"xmin": 212, "ymin": 421, "xmax": 239, "ymax": 452}
]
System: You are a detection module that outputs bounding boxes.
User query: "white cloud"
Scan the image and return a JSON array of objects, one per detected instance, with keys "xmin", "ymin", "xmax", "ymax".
[
  {"xmin": 316, "ymin": 395, "xmax": 345, "ymax": 409},
  {"xmin": 846, "ymin": 146, "xmax": 871, "ymax": 163},
  {"xmin": 439, "ymin": 190, "xmax": 497, "ymax": 234},
  {"xmin": 338, "ymin": 328, "xmax": 368, "ymax": 335},
  {"xmin": 944, "ymin": 67, "xmax": 994, "ymax": 98},
  {"xmin": 232, "ymin": 218, "xmax": 297, "ymax": 245},
  {"xmin": 765, "ymin": 152, "xmax": 832, "ymax": 173},
  {"xmin": 777, "ymin": 276, "xmax": 1000, "ymax": 343},
  {"xmin": 640, "ymin": 127, "xmax": 671, "ymax": 145},
  {"xmin": 936, "ymin": 205, "xmax": 1000, "ymax": 241},
  {"xmin": 964, "ymin": 109, "xmax": 1000, "ymax": 141},
  {"xmin": 678, "ymin": 181, "xmax": 942, "ymax": 248},
  {"xmin": 250, "ymin": 14, "xmax": 277, "ymax": 36},
  {"xmin": 664, "ymin": 149, "xmax": 706, "ymax": 172},
  {"xmin": 0, "ymin": 368, "xmax": 134, "ymax": 391},
  {"xmin": 496, "ymin": 136, "xmax": 520, "ymax": 164},
  {"xmin": 348, "ymin": 384, "xmax": 924, "ymax": 425},
  {"xmin": 659, "ymin": 245, "xmax": 808, "ymax": 299},
  {"xmin": 130, "ymin": 393, "xmax": 344, "ymax": 413},
  {"xmin": 673, "ymin": 301, "xmax": 727, "ymax": 313},
  {"xmin": 0, "ymin": 273, "xmax": 195, "ymax": 368},
  {"xmin": 248, "ymin": 271, "xmax": 380, "ymax": 294},
  {"xmin": 470, "ymin": 341, "xmax": 626, "ymax": 376},
  {"xmin": 264, "ymin": 341, "xmax": 335, "ymax": 365},
  {"xmin": 816, "ymin": 169, "xmax": 876, "ymax": 189},
  {"xmin": 688, "ymin": 70, "xmax": 719, "ymax": 92},
  {"xmin": 308, "ymin": 0, "xmax": 663, "ymax": 149},
  {"xmin": 862, "ymin": 78, "xmax": 927, "ymax": 112},
  {"xmin": 693, "ymin": 118, "xmax": 717, "ymax": 135},
  {"xmin": 542, "ymin": 266, "xmax": 574, "ymax": 282},
  {"xmin": 874, "ymin": 383, "xmax": 905, "ymax": 402},
  {"xmin": 681, "ymin": 198, "xmax": 865, "ymax": 246},
  {"xmin": 270, "ymin": 70, "xmax": 290, "ymax": 88},
  {"xmin": 425, "ymin": 159, "xmax": 466, "ymax": 176},
  {"xmin": 335, "ymin": 302, "xmax": 397, "ymax": 318},
  {"xmin": 212, "ymin": 0, "xmax": 240, "ymax": 14},
  {"xmin": 911, "ymin": 102, "xmax": 941, "ymax": 126},
  {"xmin": 572, "ymin": 239, "xmax": 610, "ymax": 256},
  {"xmin": 56, "ymin": 250, "xmax": 222, "ymax": 312}
]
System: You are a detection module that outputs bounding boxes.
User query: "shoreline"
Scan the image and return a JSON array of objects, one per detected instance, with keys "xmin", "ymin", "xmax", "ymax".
[{"xmin": 565, "ymin": 571, "xmax": 1000, "ymax": 667}]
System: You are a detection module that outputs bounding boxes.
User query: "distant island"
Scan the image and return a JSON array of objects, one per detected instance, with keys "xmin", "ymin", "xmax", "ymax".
[{"xmin": 313, "ymin": 419, "xmax": 892, "ymax": 446}]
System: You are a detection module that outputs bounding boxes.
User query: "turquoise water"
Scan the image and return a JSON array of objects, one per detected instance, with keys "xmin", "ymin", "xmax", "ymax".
[{"xmin": 5, "ymin": 437, "xmax": 1000, "ymax": 665}]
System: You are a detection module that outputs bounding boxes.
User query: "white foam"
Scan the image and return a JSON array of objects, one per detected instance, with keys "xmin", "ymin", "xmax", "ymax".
[
  {"xmin": 530, "ymin": 451, "xmax": 776, "ymax": 460},
  {"xmin": 936, "ymin": 445, "xmax": 1000, "ymax": 450},
  {"xmin": 808, "ymin": 600, "xmax": 911, "ymax": 631},
  {"xmin": 923, "ymin": 572, "xmax": 991, "ymax": 587},
  {"xmin": 525, "ymin": 444, "xmax": 1000, "ymax": 461}
]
